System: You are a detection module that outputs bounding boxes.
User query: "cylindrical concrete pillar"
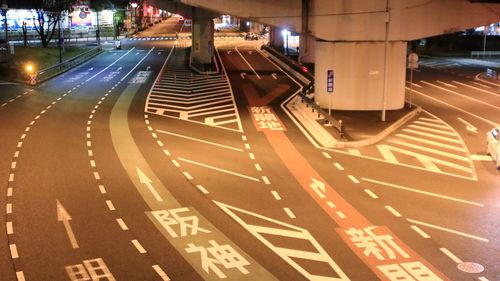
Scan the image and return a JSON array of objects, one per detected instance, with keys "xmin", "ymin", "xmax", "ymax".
[{"xmin": 314, "ymin": 40, "xmax": 407, "ymax": 111}]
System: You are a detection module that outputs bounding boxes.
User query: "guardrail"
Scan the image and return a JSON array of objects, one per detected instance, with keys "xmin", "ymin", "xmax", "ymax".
[
  {"xmin": 32, "ymin": 46, "xmax": 103, "ymax": 85},
  {"xmin": 470, "ymin": 51, "xmax": 500, "ymax": 58},
  {"xmin": 261, "ymin": 45, "xmax": 344, "ymax": 137}
]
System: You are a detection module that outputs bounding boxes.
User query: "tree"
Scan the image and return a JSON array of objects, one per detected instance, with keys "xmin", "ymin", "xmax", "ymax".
[{"xmin": 32, "ymin": 0, "xmax": 75, "ymax": 48}]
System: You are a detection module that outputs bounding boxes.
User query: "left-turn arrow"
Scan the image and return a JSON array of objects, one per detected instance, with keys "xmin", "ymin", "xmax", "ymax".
[{"xmin": 57, "ymin": 200, "xmax": 79, "ymax": 249}]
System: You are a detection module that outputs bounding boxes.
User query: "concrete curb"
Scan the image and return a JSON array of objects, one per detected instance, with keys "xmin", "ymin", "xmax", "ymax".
[{"xmin": 334, "ymin": 106, "xmax": 422, "ymax": 148}]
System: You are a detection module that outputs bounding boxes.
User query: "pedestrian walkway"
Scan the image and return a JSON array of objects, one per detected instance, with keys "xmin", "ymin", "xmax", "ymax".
[{"xmin": 145, "ymin": 48, "xmax": 242, "ymax": 132}]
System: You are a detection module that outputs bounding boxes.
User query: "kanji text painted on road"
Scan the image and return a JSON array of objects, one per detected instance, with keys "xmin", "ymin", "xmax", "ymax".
[{"xmin": 249, "ymin": 106, "xmax": 286, "ymax": 131}]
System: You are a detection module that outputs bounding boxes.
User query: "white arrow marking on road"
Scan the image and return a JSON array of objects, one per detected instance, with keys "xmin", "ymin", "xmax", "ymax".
[
  {"xmin": 457, "ymin": 117, "xmax": 478, "ymax": 134},
  {"xmin": 136, "ymin": 167, "xmax": 164, "ymax": 202},
  {"xmin": 57, "ymin": 200, "xmax": 79, "ymax": 249},
  {"xmin": 117, "ymin": 67, "xmax": 122, "ymax": 71},
  {"xmin": 89, "ymin": 67, "xmax": 94, "ymax": 71},
  {"xmin": 227, "ymin": 50, "xmax": 232, "ymax": 54},
  {"xmin": 271, "ymin": 73, "xmax": 277, "ymax": 80},
  {"xmin": 310, "ymin": 177, "xmax": 326, "ymax": 199},
  {"xmin": 147, "ymin": 66, "xmax": 151, "ymax": 71},
  {"xmin": 240, "ymin": 72, "xmax": 247, "ymax": 79}
]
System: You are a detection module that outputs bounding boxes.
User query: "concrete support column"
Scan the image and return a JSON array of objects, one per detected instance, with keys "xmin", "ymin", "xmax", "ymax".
[
  {"xmin": 268, "ymin": 27, "xmax": 284, "ymax": 51},
  {"xmin": 191, "ymin": 8, "xmax": 216, "ymax": 67},
  {"xmin": 314, "ymin": 40, "xmax": 407, "ymax": 111},
  {"xmin": 299, "ymin": 33, "xmax": 315, "ymax": 64}
]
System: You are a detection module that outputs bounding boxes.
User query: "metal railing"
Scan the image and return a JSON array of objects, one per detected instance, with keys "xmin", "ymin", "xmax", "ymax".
[
  {"xmin": 261, "ymin": 45, "xmax": 344, "ymax": 137},
  {"xmin": 33, "ymin": 46, "xmax": 103, "ymax": 84}
]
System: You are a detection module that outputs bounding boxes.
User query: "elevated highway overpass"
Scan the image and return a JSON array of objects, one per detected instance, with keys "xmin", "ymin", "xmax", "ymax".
[{"xmin": 151, "ymin": 0, "xmax": 500, "ymax": 113}]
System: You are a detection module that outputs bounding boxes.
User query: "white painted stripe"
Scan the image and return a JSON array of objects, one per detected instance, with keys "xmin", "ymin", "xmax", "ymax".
[
  {"xmin": 17, "ymin": 142, "xmax": 22, "ymax": 148},
  {"xmin": 87, "ymin": 120, "xmax": 92, "ymax": 125},
  {"xmin": 6, "ymin": 203, "xmax": 12, "ymax": 214},
  {"xmin": 249, "ymin": 153, "xmax": 255, "ymax": 160},
  {"xmin": 93, "ymin": 172, "xmax": 101, "ymax": 180},
  {"xmin": 245, "ymin": 143, "xmax": 251, "ymax": 150},
  {"xmin": 152, "ymin": 133, "xmax": 158, "ymax": 138},
  {"xmin": 88, "ymin": 150, "xmax": 93, "ymax": 156},
  {"xmin": 8, "ymin": 173, "xmax": 14, "ymax": 182},
  {"xmin": 29, "ymin": 120, "xmax": 35, "ymax": 125},
  {"xmin": 388, "ymin": 140, "xmax": 469, "ymax": 161},
  {"xmin": 348, "ymin": 149, "xmax": 361, "ymax": 155},
  {"xmin": 408, "ymin": 219, "xmax": 488, "ymax": 242},
  {"xmin": 86, "ymin": 126, "xmax": 91, "ymax": 131},
  {"xmin": 396, "ymin": 134, "xmax": 465, "ymax": 152},
  {"xmin": 336, "ymin": 211, "xmax": 346, "ymax": 219},
  {"xmin": 284, "ymin": 208, "xmax": 296, "ymax": 218},
  {"xmin": 322, "ymin": 152, "xmax": 332, "ymax": 159},
  {"xmin": 16, "ymin": 271, "xmax": 25, "ymax": 281},
  {"xmin": 11, "ymin": 162, "xmax": 16, "ymax": 169},
  {"xmin": 147, "ymin": 126, "xmax": 153, "ymax": 131},
  {"xmin": 254, "ymin": 164, "xmax": 262, "ymax": 171},
  {"xmin": 436, "ymin": 80, "xmax": 458, "ymax": 88},
  {"xmin": 183, "ymin": 171, "xmax": 193, "ymax": 180},
  {"xmin": 453, "ymin": 80, "xmax": 497, "ymax": 96},
  {"xmin": 7, "ymin": 187, "xmax": 13, "ymax": 197},
  {"xmin": 471, "ymin": 155, "xmax": 494, "ymax": 161},
  {"xmin": 402, "ymin": 128, "xmax": 461, "ymax": 143},
  {"xmin": 163, "ymin": 149, "xmax": 171, "ymax": 156},
  {"xmin": 157, "ymin": 140, "xmax": 164, "ymax": 147},
  {"xmin": 242, "ymin": 135, "xmax": 247, "ymax": 141},
  {"xmin": 196, "ymin": 185, "xmax": 209, "ymax": 194},
  {"xmin": 90, "ymin": 160, "xmax": 96, "ymax": 167},
  {"xmin": 262, "ymin": 176, "xmax": 271, "ymax": 185},
  {"xmin": 364, "ymin": 189, "xmax": 379, "ymax": 199},
  {"xmin": 99, "ymin": 185, "xmax": 107, "ymax": 194},
  {"xmin": 363, "ymin": 178, "xmax": 483, "ymax": 207},
  {"xmin": 144, "ymin": 114, "xmax": 149, "ymax": 119},
  {"xmin": 117, "ymin": 218, "xmax": 129, "ymax": 230},
  {"xmin": 408, "ymin": 124, "xmax": 457, "ymax": 136},
  {"xmin": 20, "ymin": 134, "xmax": 26, "ymax": 140},
  {"xmin": 478, "ymin": 277, "xmax": 490, "ymax": 281},
  {"xmin": 411, "ymin": 225, "xmax": 430, "ymax": 238},
  {"xmin": 385, "ymin": 206, "xmax": 402, "ymax": 217},
  {"xmin": 106, "ymin": 200, "xmax": 116, "ymax": 211},
  {"xmin": 132, "ymin": 240, "xmax": 147, "ymax": 254},
  {"xmin": 178, "ymin": 157, "xmax": 260, "ymax": 182},
  {"xmin": 10, "ymin": 244, "xmax": 18, "ymax": 258},
  {"xmin": 86, "ymin": 133, "xmax": 91, "ymax": 139},
  {"xmin": 326, "ymin": 201, "xmax": 336, "ymax": 208},
  {"xmin": 14, "ymin": 151, "xmax": 19, "ymax": 158},
  {"xmin": 440, "ymin": 248, "xmax": 463, "ymax": 263},
  {"xmin": 6, "ymin": 221, "xmax": 13, "ymax": 234},
  {"xmin": 334, "ymin": 163, "xmax": 344, "ymax": 170},
  {"xmin": 152, "ymin": 265, "xmax": 171, "ymax": 281},
  {"xmin": 35, "ymin": 115, "xmax": 40, "ymax": 119},
  {"xmin": 172, "ymin": 160, "xmax": 181, "ymax": 167},
  {"xmin": 145, "ymin": 120, "xmax": 150, "ymax": 125},
  {"xmin": 348, "ymin": 175, "xmax": 360, "ymax": 184},
  {"xmin": 271, "ymin": 190, "xmax": 282, "ymax": 200},
  {"xmin": 413, "ymin": 120, "xmax": 450, "ymax": 130}
]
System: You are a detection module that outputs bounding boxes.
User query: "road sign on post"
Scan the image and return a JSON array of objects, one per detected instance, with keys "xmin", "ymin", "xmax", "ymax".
[{"xmin": 327, "ymin": 70, "xmax": 334, "ymax": 115}]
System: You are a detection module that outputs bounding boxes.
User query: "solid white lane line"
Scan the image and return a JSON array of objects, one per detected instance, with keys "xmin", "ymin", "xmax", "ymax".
[
  {"xmin": 196, "ymin": 185, "xmax": 209, "ymax": 194},
  {"xmin": 271, "ymin": 191, "xmax": 282, "ymax": 200},
  {"xmin": 156, "ymin": 130, "xmax": 243, "ymax": 152},
  {"xmin": 408, "ymin": 218, "xmax": 488, "ymax": 242},
  {"xmin": 334, "ymin": 163, "xmax": 344, "ymax": 170},
  {"xmin": 348, "ymin": 175, "xmax": 360, "ymax": 184},
  {"xmin": 153, "ymin": 265, "xmax": 171, "ymax": 281},
  {"xmin": 262, "ymin": 176, "xmax": 271, "ymax": 185},
  {"xmin": 183, "ymin": 171, "xmax": 193, "ymax": 180},
  {"xmin": 440, "ymin": 248, "xmax": 463, "ymax": 263},
  {"xmin": 385, "ymin": 206, "xmax": 402, "ymax": 217},
  {"xmin": 284, "ymin": 208, "xmax": 296, "ymax": 218},
  {"xmin": 411, "ymin": 225, "xmax": 430, "ymax": 239},
  {"xmin": 395, "ymin": 134, "xmax": 465, "ymax": 152},
  {"xmin": 322, "ymin": 152, "xmax": 332, "ymax": 159},
  {"xmin": 98, "ymin": 185, "xmax": 107, "ymax": 194},
  {"xmin": 106, "ymin": 200, "xmax": 116, "ymax": 211},
  {"xmin": 235, "ymin": 46, "xmax": 261, "ymax": 79},
  {"xmin": 453, "ymin": 80, "xmax": 497, "ymax": 96},
  {"xmin": 436, "ymin": 80, "xmax": 458, "ymax": 88},
  {"xmin": 472, "ymin": 81, "xmax": 492, "ymax": 89},
  {"xmin": 364, "ymin": 189, "xmax": 379, "ymax": 199},
  {"xmin": 116, "ymin": 218, "xmax": 129, "ymax": 230},
  {"xmin": 363, "ymin": 178, "xmax": 483, "ymax": 207},
  {"xmin": 132, "ymin": 240, "xmax": 147, "ymax": 254},
  {"xmin": 178, "ymin": 157, "xmax": 260, "ymax": 182},
  {"xmin": 6, "ymin": 221, "xmax": 13, "ymax": 234},
  {"xmin": 9, "ymin": 244, "xmax": 19, "ymax": 258},
  {"xmin": 336, "ymin": 211, "xmax": 346, "ymax": 219}
]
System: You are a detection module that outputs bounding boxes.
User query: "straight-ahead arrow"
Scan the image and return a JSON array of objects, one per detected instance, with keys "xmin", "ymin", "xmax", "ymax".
[
  {"xmin": 57, "ymin": 200, "xmax": 79, "ymax": 249},
  {"xmin": 310, "ymin": 177, "xmax": 326, "ymax": 199},
  {"xmin": 137, "ymin": 167, "xmax": 164, "ymax": 202}
]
